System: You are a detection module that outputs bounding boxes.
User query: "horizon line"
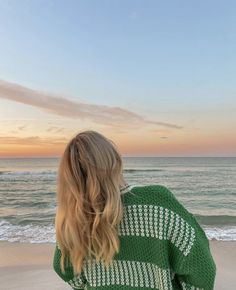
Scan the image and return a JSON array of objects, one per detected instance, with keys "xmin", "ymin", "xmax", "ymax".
[{"xmin": 0, "ymin": 156, "xmax": 235, "ymax": 159}]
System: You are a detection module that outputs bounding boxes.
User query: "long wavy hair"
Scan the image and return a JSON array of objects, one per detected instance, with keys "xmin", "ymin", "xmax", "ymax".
[{"xmin": 55, "ymin": 130, "xmax": 128, "ymax": 275}]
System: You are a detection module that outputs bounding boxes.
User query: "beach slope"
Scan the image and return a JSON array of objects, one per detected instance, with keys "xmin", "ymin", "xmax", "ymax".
[{"xmin": 0, "ymin": 241, "xmax": 235, "ymax": 290}]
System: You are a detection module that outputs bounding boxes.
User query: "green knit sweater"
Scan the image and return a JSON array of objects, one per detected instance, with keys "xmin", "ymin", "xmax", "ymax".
[{"xmin": 53, "ymin": 184, "xmax": 217, "ymax": 290}]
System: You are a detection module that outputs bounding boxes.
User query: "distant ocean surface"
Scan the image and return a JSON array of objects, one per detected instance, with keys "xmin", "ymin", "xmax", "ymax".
[{"xmin": 0, "ymin": 157, "xmax": 236, "ymax": 243}]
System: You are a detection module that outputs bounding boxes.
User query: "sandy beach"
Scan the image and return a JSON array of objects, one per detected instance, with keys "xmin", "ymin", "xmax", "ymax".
[{"xmin": 0, "ymin": 240, "xmax": 235, "ymax": 290}]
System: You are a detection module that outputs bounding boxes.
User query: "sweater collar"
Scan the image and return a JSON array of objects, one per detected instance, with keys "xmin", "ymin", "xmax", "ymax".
[{"xmin": 120, "ymin": 183, "xmax": 132, "ymax": 194}]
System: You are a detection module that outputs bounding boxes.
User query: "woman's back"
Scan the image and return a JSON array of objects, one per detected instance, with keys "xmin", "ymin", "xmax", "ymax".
[{"xmin": 53, "ymin": 184, "xmax": 216, "ymax": 290}]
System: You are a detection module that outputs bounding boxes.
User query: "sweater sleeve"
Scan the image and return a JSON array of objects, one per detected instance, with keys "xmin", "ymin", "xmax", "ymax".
[
  {"xmin": 157, "ymin": 186, "xmax": 217, "ymax": 290},
  {"xmin": 52, "ymin": 242, "xmax": 87, "ymax": 290},
  {"xmin": 175, "ymin": 213, "xmax": 217, "ymax": 290}
]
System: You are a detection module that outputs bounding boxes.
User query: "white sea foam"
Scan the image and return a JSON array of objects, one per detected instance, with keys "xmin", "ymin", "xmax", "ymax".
[
  {"xmin": 204, "ymin": 226, "xmax": 236, "ymax": 241},
  {"xmin": 0, "ymin": 220, "xmax": 235, "ymax": 243},
  {"xmin": 0, "ymin": 220, "xmax": 56, "ymax": 243}
]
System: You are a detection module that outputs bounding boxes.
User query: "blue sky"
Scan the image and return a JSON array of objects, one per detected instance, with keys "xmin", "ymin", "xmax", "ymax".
[{"xmin": 0, "ymin": 0, "xmax": 235, "ymax": 156}]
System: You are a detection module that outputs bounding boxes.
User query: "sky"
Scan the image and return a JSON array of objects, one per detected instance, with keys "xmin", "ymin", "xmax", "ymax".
[{"xmin": 0, "ymin": 0, "xmax": 235, "ymax": 157}]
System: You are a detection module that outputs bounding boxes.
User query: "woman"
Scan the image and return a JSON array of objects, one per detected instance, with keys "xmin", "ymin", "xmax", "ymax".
[{"xmin": 53, "ymin": 130, "xmax": 216, "ymax": 290}]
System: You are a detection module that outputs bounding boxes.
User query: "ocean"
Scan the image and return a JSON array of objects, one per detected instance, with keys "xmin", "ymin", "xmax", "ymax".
[{"xmin": 0, "ymin": 157, "xmax": 235, "ymax": 243}]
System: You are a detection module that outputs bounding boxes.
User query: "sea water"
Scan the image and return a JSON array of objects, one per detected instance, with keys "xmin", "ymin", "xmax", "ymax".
[{"xmin": 0, "ymin": 157, "xmax": 235, "ymax": 243}]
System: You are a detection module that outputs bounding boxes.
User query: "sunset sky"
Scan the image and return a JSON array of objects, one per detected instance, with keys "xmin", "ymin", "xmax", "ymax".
[{"xmin": 0, "ymin": 1, "xmax": 235, "ymax": 157}]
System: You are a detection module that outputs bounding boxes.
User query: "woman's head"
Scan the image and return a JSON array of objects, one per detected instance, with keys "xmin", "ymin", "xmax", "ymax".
[{"xmin": 55, "ymin": 130, "xmax": 127, "ymax": 275}]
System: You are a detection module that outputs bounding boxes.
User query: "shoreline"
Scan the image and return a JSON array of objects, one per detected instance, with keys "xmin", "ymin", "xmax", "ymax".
[{"xmin": 0, "ymin": 240, "xmax": 235, "ymax": 290}]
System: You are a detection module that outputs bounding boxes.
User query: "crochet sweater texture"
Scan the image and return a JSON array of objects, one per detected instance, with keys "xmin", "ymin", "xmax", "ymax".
[{"xmin": 53, "ymin": 184, "xmax": 217, "ymax": 290}]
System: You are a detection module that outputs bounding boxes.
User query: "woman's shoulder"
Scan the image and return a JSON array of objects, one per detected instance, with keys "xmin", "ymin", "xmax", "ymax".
[
  {"xmin": 129, "ymin": 183, "xmax": 195, "ymax": 221},
  {"xmin": 129, "ymin": 183, "xmax": 177, "ymax": 204},
  {"xmin": 129, "ymin": 183, "xmax": 169, "ymax": 195}
]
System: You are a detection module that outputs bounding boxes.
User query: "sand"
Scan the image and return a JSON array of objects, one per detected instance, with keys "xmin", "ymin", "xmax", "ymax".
[{"xmin": 0, "ymin": 240, "xmax": 235, "ymax": 290}]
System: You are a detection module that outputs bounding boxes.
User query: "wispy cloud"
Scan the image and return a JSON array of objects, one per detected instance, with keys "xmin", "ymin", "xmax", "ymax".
[
  {"xmin": 0, "ymin": 135, "xmax": 67, "ymax": 146},
  {"xmin": 18, "ymin": 124, "xmax": 27, "ymax": 131},
  {"xmin": 46, "ymin": 126, "xmax": 65, "ymax": 133},
  {"xmin": 0, "ymin": 79, "xmax": 183, "ymax": 129},
  {"xmin": 129, "ymin": 11, "xmax": 139, "ymax": 19}
]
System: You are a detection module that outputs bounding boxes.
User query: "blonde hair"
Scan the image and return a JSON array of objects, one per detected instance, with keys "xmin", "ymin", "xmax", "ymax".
[{"xmin": 55, "ymin": 130, "xmax": 127, "ymax": 275}]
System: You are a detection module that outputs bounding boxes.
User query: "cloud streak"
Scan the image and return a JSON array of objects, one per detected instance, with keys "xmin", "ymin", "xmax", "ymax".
[
  {"xmin": 0, "ymin": 135, "xmax": 67, "ymax": 146},
  {"xmin": 18, "ymin": 124, "xmax": 27, "ymax": 131},
  {"xmin": 46, "ymin": 126, "xmax": 65, "ymax": 133},
  {"xmin": 0, "ymin": 79, "xmax": 183, "ymax": 129}
]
